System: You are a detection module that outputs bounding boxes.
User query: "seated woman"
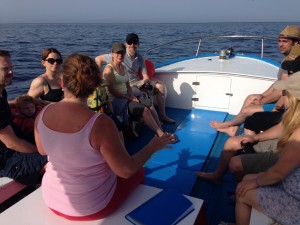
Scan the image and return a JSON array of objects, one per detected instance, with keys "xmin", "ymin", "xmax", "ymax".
[
  {"xmin": 34, "ymin": 53, "xmax": 175, "ymax": 220},
  {"xmin": 27, "ymin": 48, "xmax": 64, "ymax": 103},
  {"xmin": 103, "ymin": 42, "xmax": 173, "ymax": 139},
  {"xmin": 12, "ymin": 94, "xmax": 42, "ymax": 143},
  {"xmin": 235, "ymin": 73, "xmax": 300, "ymax": 225}
]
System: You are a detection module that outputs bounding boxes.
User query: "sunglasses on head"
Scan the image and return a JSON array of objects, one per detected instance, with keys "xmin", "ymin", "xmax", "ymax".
[
  {"xmin": 127, "ymin": 40, "xmax": 139, "ymax": 45},
  {"xmin": 45, "ymin": 58, "xmax": 63, "ymax": 65}
]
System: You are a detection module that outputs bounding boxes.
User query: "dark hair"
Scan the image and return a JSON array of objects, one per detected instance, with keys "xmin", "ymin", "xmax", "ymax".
[
  {"xmin": 15, "ymin": 95, "xmax": 36, "ymax": 110},
  {"xmin": 62, "ymin": 53, "xmax": 101, "ymax": 98},
  {"xmin": 0, "ymin": 50, "xmax": 11, "ymax": 58},
  {"xmin": 290, "ymin": 38, "xmax": 300, "ymax": 44},
  {"xmin": 41, "ymin": 48, "xmax": 62, "ymax": 60}
]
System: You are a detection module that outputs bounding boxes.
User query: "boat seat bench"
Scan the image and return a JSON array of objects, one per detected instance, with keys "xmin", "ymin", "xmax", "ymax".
[
  {"xmin": 250, "ymin": 208, "xmax": 275, "ymax": 225},
  {"xmin": 0, "ymin": 177, "xmax": 27, "ymax": 204},
  {"xmin": 144, "ymin": 109, "xmax": 228, "ymax": 195},
  {"xmin": 0, "ymin": 184, "xmax": 205, "ymax": 225}
]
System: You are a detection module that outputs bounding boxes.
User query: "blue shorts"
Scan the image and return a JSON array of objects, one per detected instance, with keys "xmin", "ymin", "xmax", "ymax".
[
  {"xmin": 0, "ymin": 148, "xmax": 47, "ymax": 185},
  {"xmin": 262, "ymin": 103, "xmax": 275, "ymax": 112}
]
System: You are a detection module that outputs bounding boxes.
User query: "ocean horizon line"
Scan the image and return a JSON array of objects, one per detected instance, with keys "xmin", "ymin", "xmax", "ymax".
[{"xmin": 1, "ymin": 21, "xmax": 299, "ymax": 25}]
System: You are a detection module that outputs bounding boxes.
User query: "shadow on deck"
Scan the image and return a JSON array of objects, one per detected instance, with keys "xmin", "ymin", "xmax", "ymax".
[{"xmin": 125, "ymin": 109, "xmax": 237, "ymax": 225}]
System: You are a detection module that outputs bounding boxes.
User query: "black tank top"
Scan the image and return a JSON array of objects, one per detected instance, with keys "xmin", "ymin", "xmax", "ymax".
[{"xmin": 40, "ymin": 77, "xmax": 63, "ymax": 102}]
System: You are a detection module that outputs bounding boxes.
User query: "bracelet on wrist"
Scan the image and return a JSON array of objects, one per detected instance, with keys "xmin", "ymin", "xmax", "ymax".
[{"xmin": 255, "ymin": 175, "xmax": 261, "ymax": 187}]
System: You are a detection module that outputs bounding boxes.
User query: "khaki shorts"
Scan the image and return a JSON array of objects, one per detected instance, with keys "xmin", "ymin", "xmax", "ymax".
[
  {"xmin": 253, "ymin": 139, "xmax": 278, "ymax": 153},
  {"xmin": 241, "ymin": 152, "xmax": 278, "ymax": 174},
  {"xmin": 241, "ymin": 139, "xmax": 278, "ymax": 174}
]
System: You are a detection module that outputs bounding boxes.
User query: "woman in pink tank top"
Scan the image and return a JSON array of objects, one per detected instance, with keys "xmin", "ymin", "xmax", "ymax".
[{"xmin": 34, "ymin": 53, "xmax": 175, "ymax": 221}]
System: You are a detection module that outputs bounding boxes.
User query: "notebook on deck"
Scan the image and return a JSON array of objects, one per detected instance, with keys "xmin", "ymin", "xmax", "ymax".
[{"xmin": 125, "ymin": 188, "xmax": 194, "ymax": 225}]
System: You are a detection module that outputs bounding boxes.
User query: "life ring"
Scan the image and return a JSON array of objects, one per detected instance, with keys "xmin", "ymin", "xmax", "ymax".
[{"xmin": 137, "ymin": 59, "xmax": 155, "ymax": 79}]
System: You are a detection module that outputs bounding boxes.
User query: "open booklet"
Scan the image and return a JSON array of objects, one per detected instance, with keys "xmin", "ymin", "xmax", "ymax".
[{"xmin": 125, "ymin": 188, "xmax": 194, "ymax": 225}]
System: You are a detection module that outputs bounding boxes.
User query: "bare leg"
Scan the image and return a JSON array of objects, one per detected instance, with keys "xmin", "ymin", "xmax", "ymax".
[
  {"xmin": 210, "ymin": 104, "xmax": 264, "ymax": 136},
  {"xmin": 142, "ymin": 107, "xmax": 164, "ymax": 137},
  {"xmin": 196, "ymin": 136, "xmax": 243, "ymax": 184},
  {"xmin": 243, "ymin": 128, "xmax": 256, "ymax": 136},
  {"xmin": 154, "ymin": 80, "xmax": 175, "ymax": 124},
  {"xmin": 149, "ymin": 105, "xmax": 163, "ymax": 130},
  {"xmin": 236, "ymin": 189, "xmax": 263, "ymax": 225},
  {"xmin": 215, "ymin": 126, "xmax": 239, "ymax": 137},
  {"xmin": 229, "ymin": 155, "xmax": 245, "ymax": 181}
]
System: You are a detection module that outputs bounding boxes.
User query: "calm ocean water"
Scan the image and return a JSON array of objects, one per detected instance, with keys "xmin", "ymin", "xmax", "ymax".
[{"xmin": 1, "ymin": 22, "xmax": 300, "ymax": 99}]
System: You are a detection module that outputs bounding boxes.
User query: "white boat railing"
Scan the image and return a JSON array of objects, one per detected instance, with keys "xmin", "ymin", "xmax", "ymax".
[{"xmin": 143, "ymin": 35, "xmax": 278, "ymax": 61}]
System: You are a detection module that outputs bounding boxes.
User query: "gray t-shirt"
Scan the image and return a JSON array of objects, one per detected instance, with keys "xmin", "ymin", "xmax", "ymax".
[{"xmin": 277, "ymin": 67, "xmax": 288, "ymax": 80}]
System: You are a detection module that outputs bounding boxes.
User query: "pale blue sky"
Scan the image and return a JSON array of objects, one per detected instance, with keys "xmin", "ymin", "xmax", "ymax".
[{"xmin": 0, "ymin": 0, "xmax": 299, "ymax": 23}]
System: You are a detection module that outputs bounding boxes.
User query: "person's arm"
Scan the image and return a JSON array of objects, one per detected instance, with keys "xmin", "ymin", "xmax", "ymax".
[
  {"xmin": 126, "ymin": 81, "xmax": 139, "ymax": 102},
  {"xmin": 259, "ymin": 89, "xmax": 282, "ymax": 105},
  {"xmin": 140, "ymin": 61, "xmax": 150, "ymax": 83},
  {"xmin": 0, "ymin": 125, "xmax": 37, "ymax": 153},
  {"xmin": 103, "ymin": 66, "xmax": 134, "ymax": 101},
  {"xmin": 274, "ymin": 95, "xmax": 285, "ymax": 111},
  {"xmin": 95, "ymin": 54, "xmax": 110, "ymax": 76},
  {"xmin": 34, "ymin": 113, "xmax": 46, "ymax": 155},
  {"xmin": 91, "ymin": 115, "xmax": 172, "ymax": 178},
  {"xmin": 241, "ymin": 122, "xmax": 282, "ymax": 144},
  {"xmin": 251, "ymin": 84, "xmax": 274, "ymax": 105},
  {"xmin": 141, "ymin": 72, "xmax": 150, "ymax": 84},
  {"xmin": 256, "ymin": 137, "xmax": 300, "ymax": 185},
  {"xmin": 254, "ymin": 122, "xmax": 282, "ymax": 141},
  {"xmin": 27, "ymin": 76, "xmax": 45, "ymax": 99},
  {"xmin": 236, "ymin": 128, "xmax": 300, "ymax": 197}
]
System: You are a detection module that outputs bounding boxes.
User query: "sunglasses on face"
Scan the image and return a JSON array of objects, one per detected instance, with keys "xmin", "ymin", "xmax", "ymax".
[
  {"xmin": 127, "ymin": 40, "xmax": 139, "ymax": 45},
  {"xmin": 45, "ymin": 58, "xmax": 63, "ymax": 65}
]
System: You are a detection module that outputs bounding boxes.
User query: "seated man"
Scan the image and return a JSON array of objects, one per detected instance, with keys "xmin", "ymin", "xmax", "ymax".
[
  {"xmin": 242, "ymin": 53, "xmax": 300, "ymax": 136},
  {"xmin": 210, "ymin": 26, "xmax": 300, "ymax": 136},
  {"xmin": 196, "ymin": 122, "xmax": 281, "ymax": 183},
  {"xmin": 0, "ymin": 50, "xmax": 47, "ymax": 186},
  {"xmin": 95, "ymin": 33, "xmax": 175, "ymax": 124},
  {"xmin": 197, "ymin": 71, "xmax": 300, "ymax": 183}
]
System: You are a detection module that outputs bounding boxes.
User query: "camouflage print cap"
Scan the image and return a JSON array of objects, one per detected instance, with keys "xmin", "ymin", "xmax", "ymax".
[
  {"xmin": 284, "ymin": 44, "xmax": 300, "ymax": 61},
  {"xmin": 279, "ymin": 26, "xmax": 300, "ymax": 40}
]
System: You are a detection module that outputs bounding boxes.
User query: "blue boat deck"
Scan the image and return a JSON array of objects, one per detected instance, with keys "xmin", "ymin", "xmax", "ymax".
[{"xmin": 125, "ymin": 108, "xmax": 237, "ymax": 225}]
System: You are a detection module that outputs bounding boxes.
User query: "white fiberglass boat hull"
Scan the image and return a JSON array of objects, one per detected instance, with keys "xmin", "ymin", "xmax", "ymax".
[{"xmin": 155, "ymin": 55, "xmax": 279, "ymax": 114}]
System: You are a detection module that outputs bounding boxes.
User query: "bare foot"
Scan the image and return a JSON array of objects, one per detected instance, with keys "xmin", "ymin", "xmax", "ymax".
[
  {"xmin": 210, "ymin": 121, "xmax": 228, "ymax": 129},
  {"xmin": 216, "ymin": 126, "xmax": 239, "ymax": 136},
  {"xmin": 196, "ymin": 172, "xmax": 222, "ymax": 185},
  {"xmin": 160, "ymin": 116, "xmax": 176, "ymax": 124}
]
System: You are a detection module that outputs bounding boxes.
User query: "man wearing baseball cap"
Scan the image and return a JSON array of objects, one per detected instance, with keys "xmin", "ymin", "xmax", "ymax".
[{"xmin": 95, "ymin": 33, "xmax": 175, "ymax": 124}]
